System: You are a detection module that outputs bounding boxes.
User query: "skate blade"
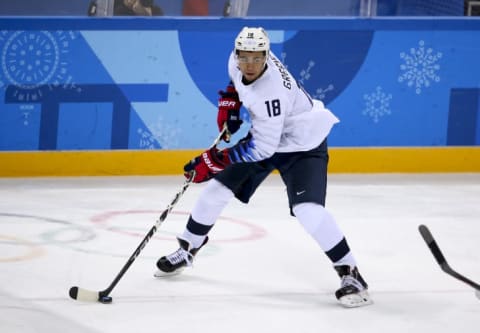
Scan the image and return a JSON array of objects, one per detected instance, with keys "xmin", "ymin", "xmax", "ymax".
[
  {"xmin": 338, "ymin": 290, "xmax": 373, "ymax": 308},
  {"xmin": 153, "ymin": 267, "xmax": 185, "ymax": 278}
]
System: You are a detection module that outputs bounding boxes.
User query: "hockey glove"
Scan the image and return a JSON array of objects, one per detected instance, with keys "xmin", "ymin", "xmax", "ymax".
[
  {"xmin": 217, "ymin": 84, "xmax": 243, "ymax": 142},
  {"xmin": 184, "ymin": 147, "xmax": 231, "ymax": 183}
]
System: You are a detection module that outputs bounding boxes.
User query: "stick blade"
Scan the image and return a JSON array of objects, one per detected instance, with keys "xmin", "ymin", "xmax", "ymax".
[
  {"xmin": 69, "ymin": 286, "xmax": 100, "ymax": 302},
  {"xmin": 418, "ymin": 224, "xmax": 434, "ymax": 243},
  {"xmin": 418, "ymin": 224, "xmax": 448, "ymax": 266},
  {"xmin": 419, "ymin": 225, "xmax": 480, "ymax": 294}
]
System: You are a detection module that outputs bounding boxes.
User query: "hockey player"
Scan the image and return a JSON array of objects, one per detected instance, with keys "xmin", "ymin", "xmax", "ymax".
[{"xmin": 155, "ymin": 27, "xmax": 372, "ymax": 308}]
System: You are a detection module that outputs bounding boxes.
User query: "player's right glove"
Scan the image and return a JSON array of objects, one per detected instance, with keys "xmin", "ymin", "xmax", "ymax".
[
  {"xmin": 184, "ymin": 147, "xmax": 231, "ymax": 183},
  {"xmin": 217, "ymin": 83, "xmax": 243, "ymax": 142}
]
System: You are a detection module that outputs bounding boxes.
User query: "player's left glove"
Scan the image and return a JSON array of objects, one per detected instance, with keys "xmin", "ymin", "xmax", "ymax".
[
  {"xmin": 217, "ymin": 84, "xmax": 243, "ymax": 142},
  {"xmin": 184, "ymin": 147, "xmax": 231, "ymax": 183}
]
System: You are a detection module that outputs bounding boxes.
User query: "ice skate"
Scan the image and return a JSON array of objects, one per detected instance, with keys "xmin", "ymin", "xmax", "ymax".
[
  {"xmin": 154, "ymin": 236, "xmax": 208, "ymax": 277},
  {"xmin": 334, "ymin": 265, "xmax": 372, "ymax": 308}
]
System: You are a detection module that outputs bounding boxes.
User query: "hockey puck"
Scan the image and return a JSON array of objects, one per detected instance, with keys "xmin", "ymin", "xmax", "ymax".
[
  {"xmin": 69, "ymin": 286, "xmax": 78, "ymax": 300},
  {"xmin": 99, "ymin": 295, "xmax": 113, "ymax": 304}
]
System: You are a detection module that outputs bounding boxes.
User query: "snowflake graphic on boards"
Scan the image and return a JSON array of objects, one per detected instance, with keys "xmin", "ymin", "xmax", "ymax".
[
  {"xmin": 398, "ymin": 40, "xmax": 442, "ymax": 94},
  {"xmin": 313, "ymin": 84, "xmax": 334, "ymax": 100},
  {"xmin": 362, "ymin": 86, "xmax": 392, "ymax": 123},
  {"xmin": 137, "ymin": 128, "xmax": 157, "ymax": 149},
  {"xmin": 297, "ymin": 60, "xmax": 315, "ymax": 85},
  {"xmin": 280, "ymin": 52, "xmax": 334, "ymax": 101},
  {"xmin": 137, "ymin": 116, "xmax": 181, "ymax": 149}
]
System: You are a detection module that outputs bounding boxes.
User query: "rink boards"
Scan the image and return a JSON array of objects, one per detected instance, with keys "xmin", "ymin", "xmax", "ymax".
[
  {"xmin": 0, "ymin": 17, "xmax": 479, "ymax": 175},
  {"xmin": 1, "ymin": 147, "xmax": 479, "ymax": 176}
]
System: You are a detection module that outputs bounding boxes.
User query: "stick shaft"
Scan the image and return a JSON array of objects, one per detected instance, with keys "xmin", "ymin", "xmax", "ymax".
[{"xmin": 99, "ymin": 128, "xmax": 227, "ymax": 297}]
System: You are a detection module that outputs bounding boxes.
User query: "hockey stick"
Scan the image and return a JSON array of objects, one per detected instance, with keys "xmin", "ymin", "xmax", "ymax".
[
  {"xmin": 418, "ymin": 224, "xmax": 480, "ymax": 299},
  {"xmin": 69, "ymin": 127, "xmax": 228, "ymax": 304}
]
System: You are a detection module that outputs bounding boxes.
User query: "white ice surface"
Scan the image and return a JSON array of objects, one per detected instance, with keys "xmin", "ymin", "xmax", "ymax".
[{"xmin": 0, "ymin": 174, "xmax": 479, "ymax": 333}]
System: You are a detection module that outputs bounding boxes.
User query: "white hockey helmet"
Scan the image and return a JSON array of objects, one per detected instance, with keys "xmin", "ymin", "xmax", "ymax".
[{"xmin": 234, "ymin": 27, "xmax": 270, "ymax": 54}]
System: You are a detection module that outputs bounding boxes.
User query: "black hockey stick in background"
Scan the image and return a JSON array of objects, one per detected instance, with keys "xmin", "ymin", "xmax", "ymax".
[
  {"xmin": 418, "ymin": 224, "xmax": 480, "ymax": 299},
  {"xmin": 69, "ymin": 127, "xmax": 228, "ymax": 304}
]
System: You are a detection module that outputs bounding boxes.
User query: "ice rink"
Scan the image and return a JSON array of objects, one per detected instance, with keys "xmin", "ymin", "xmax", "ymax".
[{"xmin": 1, "ymin": 173, "xmax": 479, "ymax": 333}]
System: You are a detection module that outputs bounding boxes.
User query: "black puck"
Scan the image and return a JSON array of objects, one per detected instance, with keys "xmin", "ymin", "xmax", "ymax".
[
  {"xmin": 69, "ymin": 286, "xmax": 79, "ymax": 299},
  {"xmin": 99, "ymin": 295, "xmax": 113, "ymax": 304}
]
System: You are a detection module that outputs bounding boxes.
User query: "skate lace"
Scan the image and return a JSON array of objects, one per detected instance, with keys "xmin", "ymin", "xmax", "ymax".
[
  {"xmin": 166, "ymin": 248, "xmax": 193, "ymax": 266},
  {"xmin": 341, "ymin": 275, "xmax": 365, "ymax": 291}
]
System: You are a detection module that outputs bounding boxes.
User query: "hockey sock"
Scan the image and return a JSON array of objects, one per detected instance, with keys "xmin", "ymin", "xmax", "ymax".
[
  {"xmin": 292, "ymin": 202, "xmax": 357, "ymax": 267},
  {"xmin": 181, "ymin": 179, "xmax": 234, "ymax": 248}
]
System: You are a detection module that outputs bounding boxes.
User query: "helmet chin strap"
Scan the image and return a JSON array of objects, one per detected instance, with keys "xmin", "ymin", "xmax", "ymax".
[{"xmin": 263, "ymin": 52, "xmax": 269, "ymax": 67}]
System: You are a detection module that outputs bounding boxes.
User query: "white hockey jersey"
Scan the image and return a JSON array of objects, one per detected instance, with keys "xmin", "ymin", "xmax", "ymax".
[{"xmin": 227, "ymin": 51, "xmax": 339, "ymax": 163}]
